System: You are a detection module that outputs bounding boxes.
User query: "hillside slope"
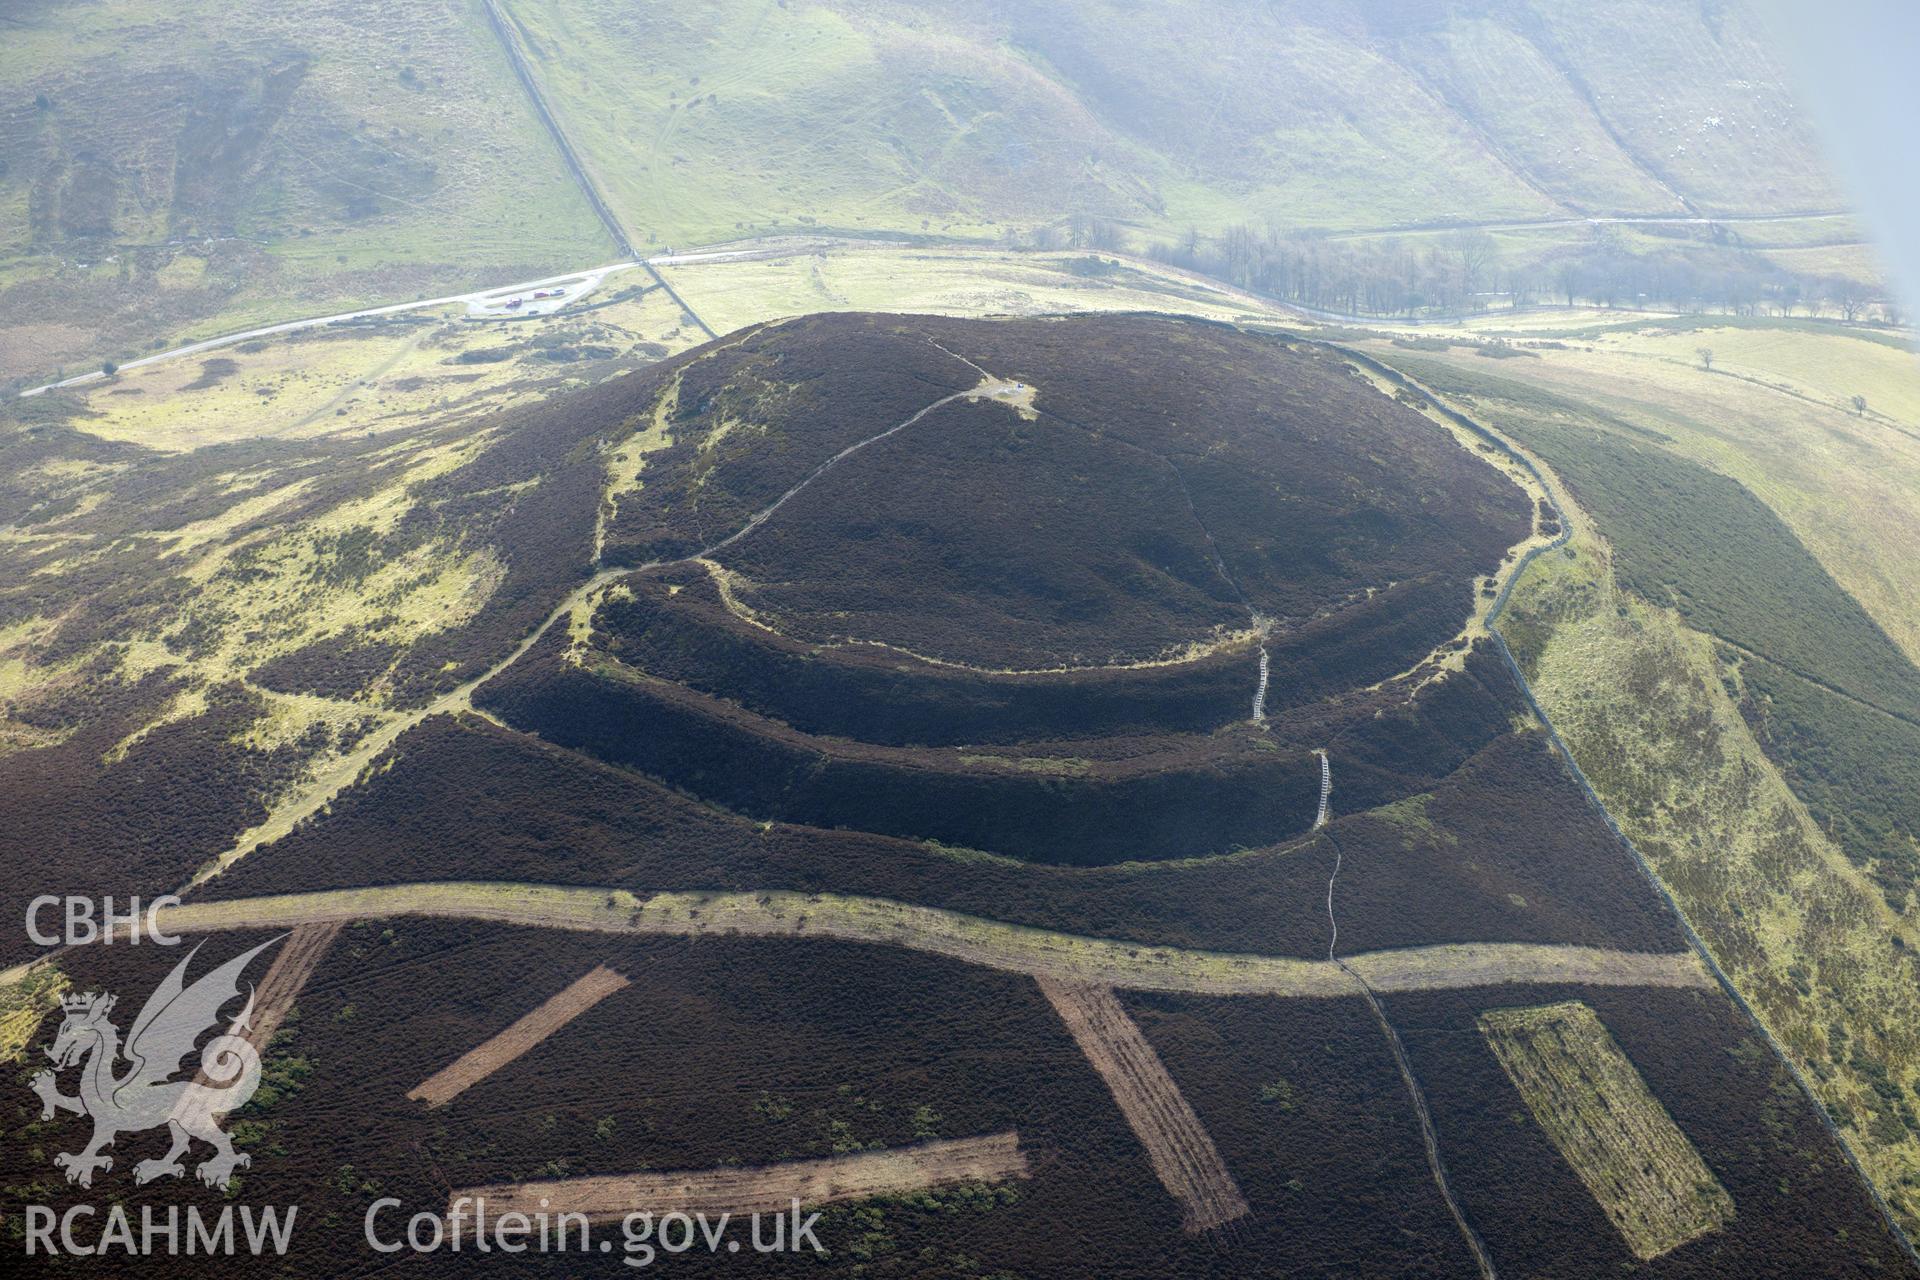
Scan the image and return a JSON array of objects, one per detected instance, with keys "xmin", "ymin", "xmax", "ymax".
[
  {"xmin": 501, "ymin": 0, "xmax": 1838, "ymax": 250},
  {"xmin": 1, "ymin": 0, "xmax": 1845, "ymax": 380},
  {"xmin": 1372, "ymin": 345, "xmax": 1920, "ymax": 1240},
  {"xmin": 0, "ymin": 0, "xmax": 611, "ymax": 380},
  {"xmin": 5, "ymin": 313, "xmax": 1916, "ymax": 1276}
]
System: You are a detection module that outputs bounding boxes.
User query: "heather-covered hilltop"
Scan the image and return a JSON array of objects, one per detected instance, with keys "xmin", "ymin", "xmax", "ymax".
[{"xmin": 86, "ymin": 314, "xmax": 1904, "ymax": 1278}]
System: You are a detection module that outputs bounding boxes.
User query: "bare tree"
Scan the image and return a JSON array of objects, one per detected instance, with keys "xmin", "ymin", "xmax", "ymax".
[
  {"xmin": 1446, "ymin": 230, "xmax": 1498, "ymax": 309},
  {"xmin": 1852, "ymin": 394, "xmax": 1867, "ymax": 416},
  {"xmin": 1066, "ymin": 212, "xmax": 1122, "ymax": 251},
  {"xmin": 1556, "ymin": 260, "xmax": 1580, "ymax": 308},
  {"xmin": 1220, "ymin": 224, "xmax": 1259, "ymax": 287},
  {"xmin": 1696, "ymin": 346, "xmax": 1714, "ymax": 371}
]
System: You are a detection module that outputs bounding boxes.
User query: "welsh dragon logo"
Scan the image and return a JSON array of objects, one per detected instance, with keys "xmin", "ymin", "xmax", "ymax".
[{"xmin": 29, "ymin": 937, "xmax": 283, "ymax": 1190}]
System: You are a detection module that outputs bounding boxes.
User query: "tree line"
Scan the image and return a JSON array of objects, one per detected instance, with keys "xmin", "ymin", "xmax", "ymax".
[{"xmin": 1010, "ymin": 218, "xmax": 1890, "ymax": 324}]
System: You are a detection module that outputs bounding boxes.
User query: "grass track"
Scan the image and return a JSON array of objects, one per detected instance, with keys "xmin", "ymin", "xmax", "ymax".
[
  {"xmin": 455, "ymin": 1131, "xmax": 1028, "ymax": 1221},
  {"xmin": 1037, "ymin": 977, "xmax": 1249, "ymax": 1232},
  {"xmin": 408, "ymin": 961, "xmax": 631, "ymax": 1108},
  {"xmin": 131, "ymin": 884, "xmax": 1712, "ymax": 999}
]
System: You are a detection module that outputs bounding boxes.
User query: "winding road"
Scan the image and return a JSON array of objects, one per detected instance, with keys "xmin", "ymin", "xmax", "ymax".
[
  {"xmin": 16, "ymin": 247, "xmax": 788, "ymax": 400},
  {"xmin": 20, "ymin": 263, "xmax": 634, "ymax": 398}
]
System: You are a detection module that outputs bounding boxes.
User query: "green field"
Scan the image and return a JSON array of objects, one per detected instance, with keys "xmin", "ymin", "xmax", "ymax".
[{"xmin": 657, "ymin": 246, "xmax": 1277, "ymax": 334}]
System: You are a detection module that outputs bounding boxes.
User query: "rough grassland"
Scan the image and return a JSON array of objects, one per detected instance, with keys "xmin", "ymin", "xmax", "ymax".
[
  {"xmin": 1380, "ymin": 348, "xmax": 1920, "ymax": 929},
  {"xmin": 656, "ymin": 246, "xmax": 1278, "ymax": 337},
  {"xmin": 496, "ymin": 0, "xmax": 1830, "ymax": 251},
  {"xmin": 48, "ymin": 246, "xmax": 1270, "ymax": 456},
  {"xmin": 1499, "ymin": 494, "xmax": 1920, "ymax": 1236},
  {"xmin": 1757, "ymin": 242, "xmax": 1888, "ymax": 287},
  {"xmin": 61, "ymin": 287, "xmax": 699, "ymax": 451},
  {"xmin": 1586, "ymin": 325, "xmax": 1920, "ymax": 430},
  {"xmin": 1480, "ymin": 1001, "xmax": 1734, "ymax": 1259},
  {"xmin": 0, "ymin": 960, "xmax": 68, "ymax": 1064},
  {"xmin": 1379, "ymin": 330, "xmax": 1920, "ymax": 668},
  {"xmin": 0, "ymin": 319, "xmax": 698, "ymax": 943},
  {"xmin": 1387, "ymin": 15, "xmax": 1681, "ymax": 213},
  {"xmin": 1509, "ymin": 0, "xmax": 1836, "ymax": 214},
  {"xmin": 494, "ymin": 0, "xmax": 1558, "ymax": 249},
  {"xmin": 455, "ymin": 1132, "xmax": 1028, "ymax": 1221},
  {"xmin": 1375, "ymin": 346, "xmax": 1920, "ymax": 1236},
  {"xmin": 1, "ymin": 0, "xmax": 1847, "ymax": 375}
]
